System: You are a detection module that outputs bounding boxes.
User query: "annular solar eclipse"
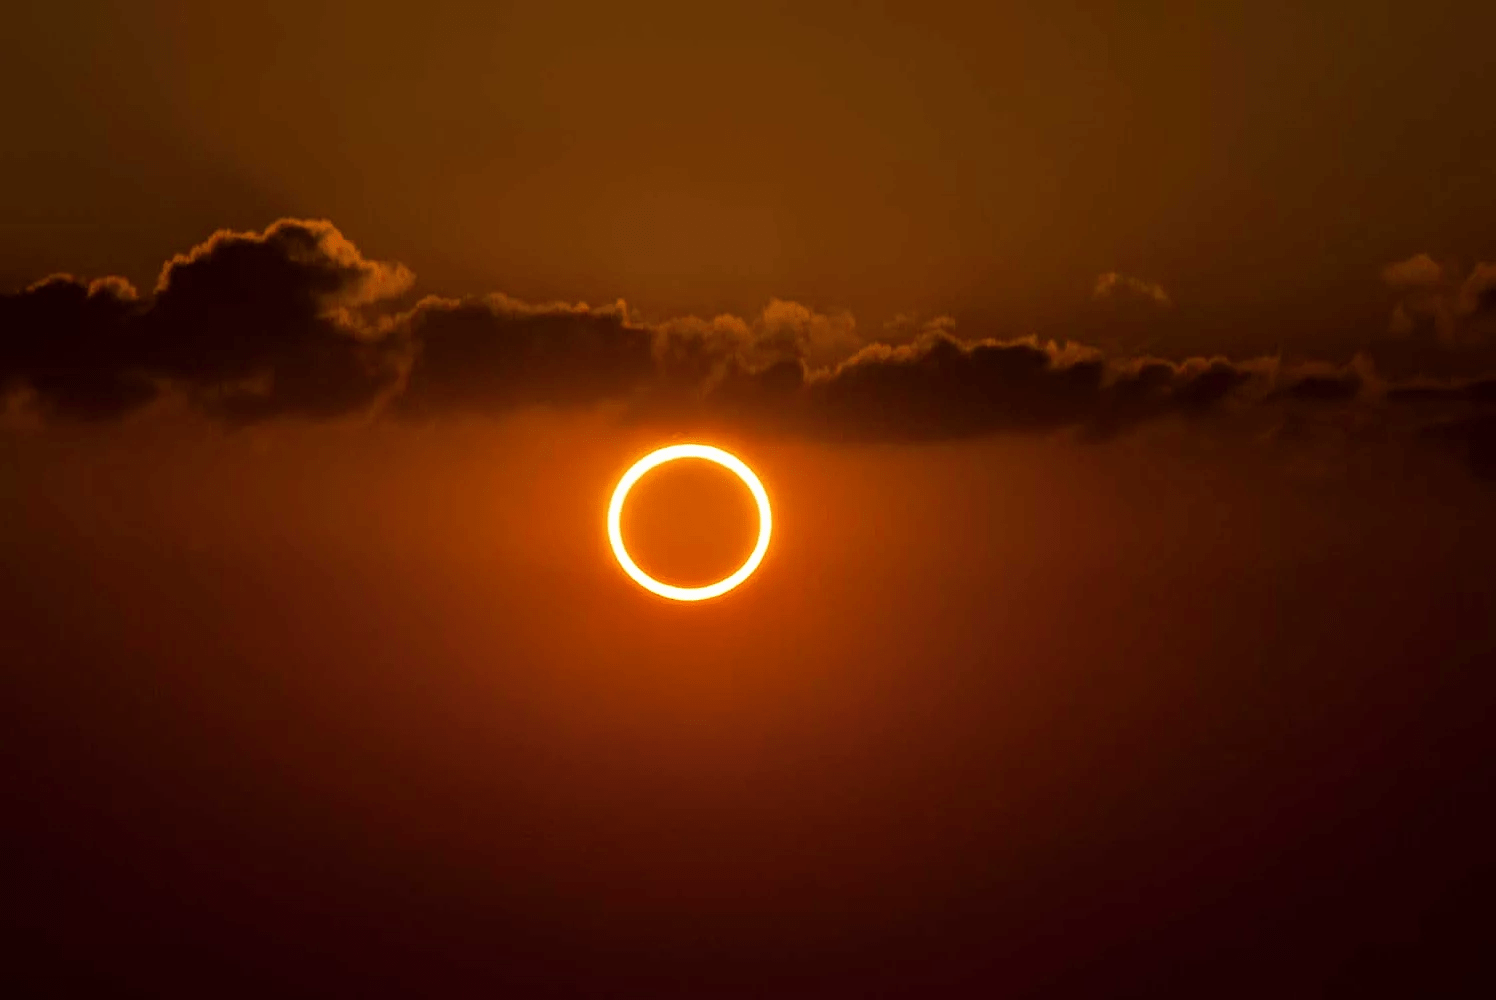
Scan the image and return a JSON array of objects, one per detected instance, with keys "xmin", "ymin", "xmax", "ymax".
[{"xmin": 608, "ymin": 444, "xmax": 772, "ymax": 601}]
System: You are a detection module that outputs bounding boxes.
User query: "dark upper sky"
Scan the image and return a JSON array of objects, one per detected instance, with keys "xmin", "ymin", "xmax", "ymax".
[{"xmin": 6, "ymin": 1, "xmax": 1496, "ymax": 355}]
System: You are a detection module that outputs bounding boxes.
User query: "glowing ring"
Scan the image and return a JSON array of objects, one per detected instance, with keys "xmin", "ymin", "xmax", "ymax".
[{"xmin": 608, "ymin": 444, "xmax": 772, "ymax": 601}]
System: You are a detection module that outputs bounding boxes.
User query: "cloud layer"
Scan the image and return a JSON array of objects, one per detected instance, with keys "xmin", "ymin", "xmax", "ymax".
[
  {"xmin": 5, "ymin": 220, "xmax": 1496, "ymax": 475},
  {"xmin": 1382, "ymin": 253, "xmax": 1496, "ymax": 346}
]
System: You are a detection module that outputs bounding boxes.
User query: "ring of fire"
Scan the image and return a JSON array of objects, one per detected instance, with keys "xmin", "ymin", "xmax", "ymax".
[{"xmin": 608, "ymin": 444, "xmax": 773, "ymax": 602}]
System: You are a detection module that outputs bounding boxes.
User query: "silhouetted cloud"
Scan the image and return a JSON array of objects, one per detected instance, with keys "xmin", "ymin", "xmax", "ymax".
[
  {"xmin": 5, "ymin": 220, "xmax": 1496, "ymax": 478},
  {"xmin": 395, "ymin": 295, "xmax": 652, "ymax": 417},
  {"xmin": 0, "ymin": 274, "xmax": 153, "ymax": 419},
  {"xmin": 1, "ymin": 219, "xmax": 413, "ymax": 422},
  {"xmin": 1385, "ymin": 376, "xmax": 1496, "ymax": 405},
  {"xmin": 1271, "ymin": 360, "xmax": 1368, "ymax": 403},
  {"xmin": 676, "ymin": 334, "xmax": 1258, "ymax": 443}
]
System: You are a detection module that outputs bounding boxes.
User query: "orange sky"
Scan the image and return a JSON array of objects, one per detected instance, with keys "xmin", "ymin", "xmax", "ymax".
[{"xmin": 6, "ymin": 412, "xmax": 1495, "ymax": 991}]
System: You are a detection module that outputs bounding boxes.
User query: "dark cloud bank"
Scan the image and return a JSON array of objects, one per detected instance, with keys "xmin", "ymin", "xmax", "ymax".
[{"xmin": 4, "ymin": 220, "xmax": 1495, "ymax": 475}]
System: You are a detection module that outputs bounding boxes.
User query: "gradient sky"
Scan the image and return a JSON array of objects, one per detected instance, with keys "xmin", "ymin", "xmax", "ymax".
[
  {"xmin": 4, "ymin": 3, "xmax": 1496, "ymax": 996},
  {"xmin": 7, "ymin": 1, "xmax": 1496, "ymax": 353}
]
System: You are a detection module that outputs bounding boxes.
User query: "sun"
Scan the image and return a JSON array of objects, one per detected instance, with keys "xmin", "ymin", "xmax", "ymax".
[{"xmin": 608, "ymin": 444, "xmax": 772, "ymax": 601}]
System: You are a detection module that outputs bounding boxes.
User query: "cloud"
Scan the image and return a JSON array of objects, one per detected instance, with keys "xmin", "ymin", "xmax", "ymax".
[
  {"xmin": 1380, "ymin": 253, "xmax": 1446, "ymax": 290},
  {"xmin": 674, "ymin": 334, "xmax": 1259, "ymax": 443},
  {"xmin": 1382, "ymin": 253, "xmax": 1496, "ymax": 346},
  {"xmin": 0, "ymin": 274, "xmax": 153, "ymax": 419},
  {"xmin": 1, "ymin": 219, "xmax": 414, "ymax": 422},
  {"xmin": 1093, "ymin": 272, "xmax": 1171, "ymax": 308},
  {"xmin": 1463, "ymin": 263, "xmax": 1496, "ymax": 318},
  {"xmin": 1385, "ymin": 375, "xmax": 1496, "ymax": 405},
  {"xmin": 1269, "ymin": 357, "xmax": 1372, "ymax": 404},
  {"xmin": 649, "ymin": 299, "xmax": 865, "ymax": 383},
  {"xmin": 394, "ymin": 294, "xmax": 653, "ymax": 417},
  {"xmin": 753, "ymin": 299, "xmax": 862, "ymax": 370},
  {"xmin": 5, "ymin": 219, "xmax": 1496, "ymax": 478}
]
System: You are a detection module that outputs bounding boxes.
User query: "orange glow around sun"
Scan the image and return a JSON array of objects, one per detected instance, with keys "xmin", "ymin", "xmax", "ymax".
[{"xmin": 608, "ymin": 444, "xmax": 772, "ymax": 601}]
